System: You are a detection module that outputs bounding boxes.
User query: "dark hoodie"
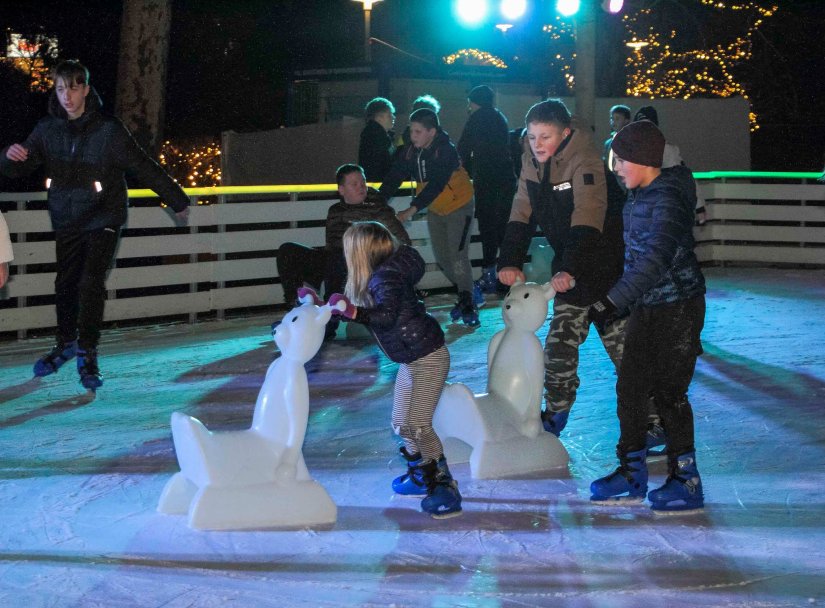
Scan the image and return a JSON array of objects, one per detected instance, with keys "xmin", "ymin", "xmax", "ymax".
[{"xmin": 0, "ymin": 87, "xmax": 189, "ymax": 233}]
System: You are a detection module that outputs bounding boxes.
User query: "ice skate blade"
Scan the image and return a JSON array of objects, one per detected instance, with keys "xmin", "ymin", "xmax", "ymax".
[
  {"xmin": 428, "ymin": 508, "xmax": 463, "ymax": 520},
  {"xmin": 589, "ymin": 496, "xmax": 646, "ymax": 506},
  {"xmin": 651, "ymin": 506, "xmax": 704, "ymax": 516}
]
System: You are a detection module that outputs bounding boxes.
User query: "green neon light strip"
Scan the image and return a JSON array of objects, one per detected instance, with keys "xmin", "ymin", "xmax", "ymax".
[{"xmin": 692, "ymin": 171, "xmax": 821, "ymax": 180}]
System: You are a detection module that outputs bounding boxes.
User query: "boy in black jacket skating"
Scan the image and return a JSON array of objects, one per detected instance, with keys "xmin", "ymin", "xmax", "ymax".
[
  {"xmin": 0, "ymin": 60, "xmax": 190, "ymax": 390},
  {"xmin": 589, "ymin": 120, "xmax": 706, "ymax": 512}
]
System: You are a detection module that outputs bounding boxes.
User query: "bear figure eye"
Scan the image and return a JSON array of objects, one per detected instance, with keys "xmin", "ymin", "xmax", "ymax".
[
  {"xmin": 523, "ymin": 293, "xmax": 530, "ymax": 299},
  {"xmin": 291, "ymin": 316, "xmax": 298, "ymax": 323}
]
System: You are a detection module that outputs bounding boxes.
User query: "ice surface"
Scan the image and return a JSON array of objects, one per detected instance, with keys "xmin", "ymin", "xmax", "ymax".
[{"xmin": 0, "ymin": 268, "xmax": 823, "ymax": 607}]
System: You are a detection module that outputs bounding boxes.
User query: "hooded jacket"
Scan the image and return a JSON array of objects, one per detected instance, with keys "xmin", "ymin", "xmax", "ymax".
[
  {"xmin": 0, "ymin": 87, "xmax": 189, "ymax": 233},
  {"xmin": 497, "ymin": 123, "xmax": 625, "ymax": 307},
  {"xmin": 379, "ymin": 129, "xmax": 473, "ymax": 216},
  {"xmin": 607, "ymin": 164, "xmax": 705, "ymax": 309},
  {"xmin": 352, "ymin": 244, "xmax": 445, "ymax": 364}
]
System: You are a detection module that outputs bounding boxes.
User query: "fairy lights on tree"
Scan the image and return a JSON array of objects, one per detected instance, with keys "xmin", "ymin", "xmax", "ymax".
[
  {"xmin": 158, "ymin": 140, "xmax": 222, "ymax": 190},
  {"xmin": 623, "ymin": 1, "xmax": 777, "ymax": 131}
]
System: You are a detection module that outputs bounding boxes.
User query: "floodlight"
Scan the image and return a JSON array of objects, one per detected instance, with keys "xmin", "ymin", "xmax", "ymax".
[
  {"xmin": 501, "ymin": 0, "xmax": 527, "ymax": 21},
  {"xmin": 456, "ymin": 0, "xmax": 489, "ymax": 26},
  {"xmin": 556, "ymin": 0, "xmax": 580, "ymax": 17}
]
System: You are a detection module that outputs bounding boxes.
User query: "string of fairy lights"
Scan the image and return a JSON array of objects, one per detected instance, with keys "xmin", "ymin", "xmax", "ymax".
[
  {"xmin": 158, "ymin": 141, "xmax": 222, "ymax": 190},
  {"xmin": 624, "ymin": 1, "xmax": 777, "ymax": 131}
]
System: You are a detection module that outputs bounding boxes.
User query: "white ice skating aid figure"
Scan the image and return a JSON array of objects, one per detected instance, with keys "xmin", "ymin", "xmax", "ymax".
[
  {"xmin": 157, "ymin": 299, "xmax": 337, "ymax": 530},
  {"xmin": 432, "ymin": 281, "xmax": 570, "ymax": 478}
]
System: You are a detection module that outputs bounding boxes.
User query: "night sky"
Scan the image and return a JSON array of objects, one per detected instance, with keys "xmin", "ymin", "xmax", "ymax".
[{"xmin": 1, "ymin": 0, "xmax": 824, "ymax": 169}]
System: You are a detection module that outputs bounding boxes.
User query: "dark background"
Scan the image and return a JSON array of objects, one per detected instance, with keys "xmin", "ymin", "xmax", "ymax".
[{"xmin": 1, "ymin": 0, "xmax": 824, "ymax": 171}]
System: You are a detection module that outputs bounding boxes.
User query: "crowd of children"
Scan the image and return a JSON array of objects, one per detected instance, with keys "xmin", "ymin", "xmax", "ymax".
[{"xmin": 1, "ymin": 61, "xmax": 708, "ymax": 518}]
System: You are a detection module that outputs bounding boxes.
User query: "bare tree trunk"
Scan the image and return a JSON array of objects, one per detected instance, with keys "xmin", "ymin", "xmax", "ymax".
[
  {"xmin": 574, "ymin": 0, "xmax": 597, "ymax": 132},
  {"xmin": 115, "ymin": 0, "xmax": 172, "ymax": 154}
]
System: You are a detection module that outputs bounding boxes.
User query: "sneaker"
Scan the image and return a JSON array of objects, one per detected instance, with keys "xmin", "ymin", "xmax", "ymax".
[
  {"xmin": 77, "ymin": 348, "xmax": 103, "ymax": 390},
  {"xmin": 33, "ymin": 340, "xmax": 78, "ymax": 377}
]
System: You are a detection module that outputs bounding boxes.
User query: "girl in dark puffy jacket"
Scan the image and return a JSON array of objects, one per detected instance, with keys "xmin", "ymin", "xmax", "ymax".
[{"xmin": 327, "ymin": 221, "xmax": 462, "ymax": 519}]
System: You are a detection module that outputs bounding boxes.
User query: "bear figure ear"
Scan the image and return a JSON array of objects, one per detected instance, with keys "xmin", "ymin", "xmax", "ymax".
[{"xmin": 541, "ymin": 282, "xmax": 557, "ymax": 302}]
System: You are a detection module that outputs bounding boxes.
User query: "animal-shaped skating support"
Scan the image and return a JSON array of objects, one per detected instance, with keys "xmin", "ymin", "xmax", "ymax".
[
  {"xmin": 433, "ymin": 281, "xmax": 570, "ymax": 478},
  {"xmin": 157, "ymin": 301, "xmax": 337, "ymax": 530}
]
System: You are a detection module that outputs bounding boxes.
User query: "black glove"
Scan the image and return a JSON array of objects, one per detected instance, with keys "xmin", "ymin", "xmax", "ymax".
[{"xmin": 588, "ymin": 297, "xmax": 618, "ymax": 328}]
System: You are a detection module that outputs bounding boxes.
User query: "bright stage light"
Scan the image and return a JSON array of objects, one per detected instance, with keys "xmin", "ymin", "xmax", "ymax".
[
  {"xmin": 556, "ymin": 0, "xmax": 580, "ymax": 17},
  {"xmin": 456, "ymin": 0, "xmax": 489, "ymax": 26},
  {"xmin": 602, "ymin": 0, "xmax": 623, "ymax": 13},
  {"xmin": 500, "ymin": 0, "xmax": 527, "ymax": 21}
]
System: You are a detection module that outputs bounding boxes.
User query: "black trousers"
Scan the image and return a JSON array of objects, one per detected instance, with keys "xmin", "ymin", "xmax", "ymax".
[
  {"xmin": 54, "ymin": 227, "xmax": 120, "ymax": 350},
  {"xmin": 616, "ymin": 295, "xmax": 705, "ymax": 456},
  {"xmin": 276, "ymin": 243, "xmax": 347, "ymax": 304},
  {"xmin": 474, "ymin": 177, "xmax": 516, "ymax": 268}
]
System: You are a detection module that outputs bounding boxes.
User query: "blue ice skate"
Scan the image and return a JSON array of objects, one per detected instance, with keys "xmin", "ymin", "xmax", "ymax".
[
  {"xmin": 648, "ymin": 451, "xmax": 704, "ymax": 513},
  {"xmin": 474, "ymin": 266, "xmax": 498, "ymax": 295},
  {"xmin": 420, "ymin": 457, "xmax": 462, "ymax": 519},
  {"xmin": 392, "ymin": 447, "xmax": 427, "ymax": 496},
  {"xmin": 33, "ymin": 340, "xmax": 77, "ymax": 377},
  {"xmin": 541, "ymin": 409, "xmax": 570, "ymax": 436},
  {"xmin": 645, "ymin": 421, "xmax": 667, "ymax": 457},
  {"xmin": 77, "ymin": 348, "xmax": 103, "ymax": 391},
  {"xmin": 450, "ymin": 291, "xmax": 480, "ymax": 327},
  {"xmin": 590, "ymin": 448, "xmax": 648, "ymax": 504}
]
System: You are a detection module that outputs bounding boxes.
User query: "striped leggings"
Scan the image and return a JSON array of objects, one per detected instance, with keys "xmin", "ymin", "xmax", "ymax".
[{"xmin": 392, "ymin": 345, "xmax": 450, "ymax": 462}]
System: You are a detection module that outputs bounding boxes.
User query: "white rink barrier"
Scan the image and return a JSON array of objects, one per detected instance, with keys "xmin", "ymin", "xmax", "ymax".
[{"xmin": 1, "ymin": 175, "xmax": 823, "ymax": 335}]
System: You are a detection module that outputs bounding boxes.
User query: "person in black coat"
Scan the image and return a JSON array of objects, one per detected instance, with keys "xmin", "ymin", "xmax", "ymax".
[
  {"xmin": 358, "ymin": 97, "xmax": 396, "ymax": 182},
  {"xmin": 0, "ymin": 60, "xmax": 189, "ymax": 390},
  {"xmin": 589, "ymin": 120, "xmax": 707, "ymax": 513},
  {"xmin": 457, "ymin": 85, "xmax": 515, "ymax": 294}
]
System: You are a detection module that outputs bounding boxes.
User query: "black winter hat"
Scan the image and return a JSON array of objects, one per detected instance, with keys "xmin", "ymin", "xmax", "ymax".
[
  {"xmin": 610, "ymin": 120, "xmax": 665, "ymax": 168},
  {"xmin": 633, "ymin": 105, "xmax": 659, "ymax": 126},
  {"xmin": 468, "ymin": 85, "xmax": 494, "ymax": 107}
]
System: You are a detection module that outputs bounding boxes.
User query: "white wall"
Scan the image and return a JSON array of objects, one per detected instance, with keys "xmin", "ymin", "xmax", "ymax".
[{"xmin": 223, "ymin": 78, "xmax": 750, "ymax": 185}]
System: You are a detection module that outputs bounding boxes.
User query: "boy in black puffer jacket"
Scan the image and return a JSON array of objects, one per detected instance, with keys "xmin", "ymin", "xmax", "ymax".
[
  {"xmin": 0, "ymin": 60, "xmax": 189, "ymax": 390},
  {"xmin": 589, "ymin": 120, "xmax": 706, "ymax": 513}
]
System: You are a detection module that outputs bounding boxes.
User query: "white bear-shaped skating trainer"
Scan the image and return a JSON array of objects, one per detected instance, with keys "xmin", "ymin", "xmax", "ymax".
[
  {"xmin": 157, "ymin": 301, "xmax": 337, "ymax": 530},
  {"xmin": 433, "ymin": 281, "xmax": 570, "ymax": 478}
]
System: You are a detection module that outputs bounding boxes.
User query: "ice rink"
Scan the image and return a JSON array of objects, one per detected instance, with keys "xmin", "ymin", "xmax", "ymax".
[{"xmin": 0, "ymin": 267, "xmax": 823, "ymax": 607}]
